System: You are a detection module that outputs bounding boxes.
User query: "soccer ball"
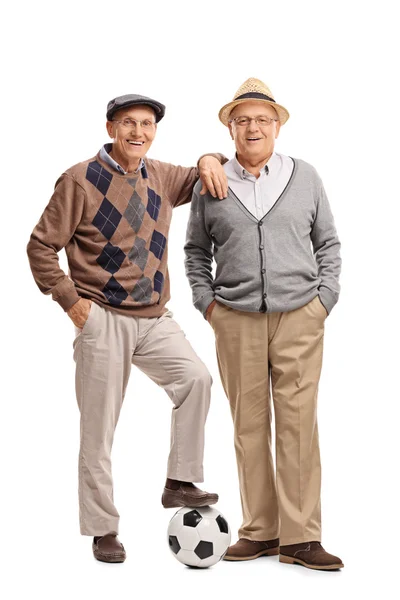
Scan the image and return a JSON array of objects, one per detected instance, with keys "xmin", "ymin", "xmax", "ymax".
[{"xmin": 167, "ymin": 506, "xmax": 231, "ymax": 568}]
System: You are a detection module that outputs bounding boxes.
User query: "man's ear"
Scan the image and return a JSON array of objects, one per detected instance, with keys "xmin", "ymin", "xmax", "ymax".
[
  {"xmin": 275, "ymin": 121, "xmax": 281, "ymax": 139},
  {"xmin": 228, "ymin": 122, "xmax": 235, "ymax": 141},
  {"xmin": 106, "ymin": 121, "xmax": 114, "ymax": 139}
]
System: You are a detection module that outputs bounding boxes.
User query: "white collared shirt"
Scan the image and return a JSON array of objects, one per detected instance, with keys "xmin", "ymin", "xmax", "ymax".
[
  {"xmin": 224, "ymin": 152, "xmax": 294, "ymax": 220},
  {"xmin": 100, "ymin": 143, "xmax": 144, "ymax": 175}
]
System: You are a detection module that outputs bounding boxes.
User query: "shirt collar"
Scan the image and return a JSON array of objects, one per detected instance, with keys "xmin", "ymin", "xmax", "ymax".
[
  {"xmin": 233, "ymin": 152, "xmax": 277, "ymax": 180},
  {"xmin": 100, "ymin": 143, "xmax": 145, "ymax": 175}
]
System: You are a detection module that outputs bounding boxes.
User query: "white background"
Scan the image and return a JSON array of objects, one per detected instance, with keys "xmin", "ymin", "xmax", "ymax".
[{"xmin": 2, "ymin": 0, "xmax": 399, "ymax": 598}]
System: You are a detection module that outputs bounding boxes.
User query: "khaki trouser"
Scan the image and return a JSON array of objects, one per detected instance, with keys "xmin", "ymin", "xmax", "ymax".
[
  {"xmin": 73, "ymin": 302, "xmax": 212, "ymax": 536},
  {"xmin": 210, "ymin": 295, "xmax": 326, "ymax": 546}
]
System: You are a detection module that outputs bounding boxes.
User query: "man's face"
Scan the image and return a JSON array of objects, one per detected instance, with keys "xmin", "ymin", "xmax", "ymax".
[
  {"xmin": 228, "ymin": 101, "xmax": 280, "ymax": 162},
  {"xmin": 106, "ymin": 105, "xmax": 157, "ymax": 164}
]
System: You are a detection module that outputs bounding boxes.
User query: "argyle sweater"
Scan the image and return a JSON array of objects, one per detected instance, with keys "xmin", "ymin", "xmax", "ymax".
[{"xmin": 27, "ymin": 151, "xmax": 224, "ymax": 318}]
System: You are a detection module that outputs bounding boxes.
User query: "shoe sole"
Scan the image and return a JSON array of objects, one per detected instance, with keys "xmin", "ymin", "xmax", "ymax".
[
  {"xmin": 93, "ymin": 551, "xmax": 126, "ymax": 563},
  {"xmin": 94, "ymin": 556, "xmax": 126, "ymax": 563},
  {"xmin": 223, "ymin": 548, "xmax": 279, "ymax": 561},
  {"xmin": 279, "ymin": 554, "xmax": 344, "ymax": 570},
  {"xmin": 94, "ymin": 554, "xmax": 126, "ymax": 563},
  {"xmin": 161, "ymin": 495, "xmax": 219, "ymax": 509}
]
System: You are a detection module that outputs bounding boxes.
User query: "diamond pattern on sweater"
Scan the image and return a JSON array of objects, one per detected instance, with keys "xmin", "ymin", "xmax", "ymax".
[
  {"xmin": 150, "ymin": 230, "xmax": 167, "ymax": 260},
  {"xmin": 154, "ymin": 270, "xmax": 164, "ymax": 295},
  {"xmin": 147, "ymin": 188, "xmax": 161, "ymax": 221},
  {"xmin": 86, "ymin": 161, "xmax": 113, "ymax": 196},
  {"xmin": 96, "ymin": 242, "xmax": 126, "ymax": 274},
  {"xmin": 102, "ymin": 276, "xmax": 129, "ymax": 305},
  {"xmin": 128, "ymin": 236, "xmax": 148, "ymax": 272},
  {"xmin": 130, "ymin": 276, "xmax": 153, "ymax": 303},
  {"xmin": 124, "ymin": 191, "xmax": 146, "ymax": 233},
  {"xmin": 92, "ymin": 198, "xmax": 123, "ymax": 240}
]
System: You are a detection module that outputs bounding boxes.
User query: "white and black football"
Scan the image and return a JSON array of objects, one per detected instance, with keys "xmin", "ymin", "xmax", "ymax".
[{"xmin": 167, "ymin": 506, "xmax": 231, "ymax": 568}]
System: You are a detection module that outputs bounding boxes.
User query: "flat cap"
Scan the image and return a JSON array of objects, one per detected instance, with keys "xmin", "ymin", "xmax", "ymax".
[{"xmin": 106, "ymin": 94, "xmax": 166, "ymax": 122}]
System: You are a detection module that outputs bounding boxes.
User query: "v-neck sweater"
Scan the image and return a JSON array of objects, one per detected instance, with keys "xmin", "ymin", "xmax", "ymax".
[{"xmin": 184, "ymin": 157, "xmax": 341, "ymax": 317}]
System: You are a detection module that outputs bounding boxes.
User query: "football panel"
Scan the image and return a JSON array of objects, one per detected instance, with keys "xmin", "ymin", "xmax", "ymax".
[
  {"xmin": 212, "ymin": 532, "xmax": 231, "ymax": 558},
  {"xmin": 216, "ymin": 514, "xmax": 229, "ymax": 534},
  {"xmin": 168, "ymin": 535, "xmax": 181, "ymax": 555},
  {"xmin": 177, "ymin": 526, "xmax": 201, "ymax": 550},
  {"xmin": 196, "ymin": 516, "xmax": 221, "ymax": 540},
  {"xmin": 194, "ymin": 540, "xmax": 214, "ymax": 559},
  {"xmin": 183, "ymin": 509, "xmax": 203, "ymax": 528},
  {"xmin": 176, "ymin": 549, "xmax": 201, "ymax": 567},
  {"xmin": 199, "ymin": 554, "xmax": 221, "ymax": 568}
]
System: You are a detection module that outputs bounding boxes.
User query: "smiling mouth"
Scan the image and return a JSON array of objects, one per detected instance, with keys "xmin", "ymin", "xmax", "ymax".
[
  {"xmin": 127, "ymin": 140, "xmax": 144, "ymax": 146},
  {"xmin": 247, "ymin": 137, "xmax": 262, "ymax": 142}
]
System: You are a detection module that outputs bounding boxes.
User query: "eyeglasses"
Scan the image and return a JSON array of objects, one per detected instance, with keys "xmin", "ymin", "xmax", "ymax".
[
  {"xmin": 112, "ymin": 117, "xmax": 156, "ymax": 130},
  {"xmin": 229, "ymin": 116, "xmax": 278, "ymax": 127}
]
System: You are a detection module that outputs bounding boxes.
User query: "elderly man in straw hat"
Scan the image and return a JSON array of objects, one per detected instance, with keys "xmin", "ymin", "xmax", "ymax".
[
  {"xmin": 27, "ymin": 93, "xmax": 228, "ymax": 563},
  {"xmin": 184, "ymin": 78, "xmax": 343, "ymax": 570}
]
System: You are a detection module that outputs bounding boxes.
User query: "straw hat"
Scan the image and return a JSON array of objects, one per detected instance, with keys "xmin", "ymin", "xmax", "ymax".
[{"xmin": 218, "ymin": 78, "xmax": 290, "ymax": 126}]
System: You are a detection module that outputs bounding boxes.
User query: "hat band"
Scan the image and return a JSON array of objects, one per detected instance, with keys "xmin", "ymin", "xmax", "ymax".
[{"xmin": 235, "ymin": 92, "xmax": 276, "ymax": 103}]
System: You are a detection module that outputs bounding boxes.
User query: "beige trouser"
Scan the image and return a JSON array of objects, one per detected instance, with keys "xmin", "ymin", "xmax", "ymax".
[
  {"xmin": 73, "ymin": 302, "xmax": 212, "ymax": 536},
  {"xmin": 210, "ymin": 295, "xmax": 326, "ymax": 546}
]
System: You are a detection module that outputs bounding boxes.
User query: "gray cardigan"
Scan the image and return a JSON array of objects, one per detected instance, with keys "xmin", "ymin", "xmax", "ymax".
[{"xmin": 184, "ymin": 158, "xmax": 341, "ymax": 318}]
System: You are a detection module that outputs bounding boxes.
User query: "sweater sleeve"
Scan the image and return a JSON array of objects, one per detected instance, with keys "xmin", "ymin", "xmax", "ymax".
[
  {"xmin": 165, "ymin": 163, "xmax": 199, "ymax": 208},
  {"xmin": 184, "ymin": 183, "xmax": 215, "ymax": 317},
  {"xmin": 310, "ymin": 178, "xmax": 342, "ymax": 314},
  {"xmin": 27, "ymin": 174, "xmax": 86, "ymax": 311},
  {"xmin": 164, "ymin": 153, "xmax": 228, "ymax": 208}
]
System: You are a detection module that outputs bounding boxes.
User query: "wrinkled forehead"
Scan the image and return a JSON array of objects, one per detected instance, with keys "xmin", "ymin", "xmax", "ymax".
[
  {"xmin": 230, "ymin": 100, "xmax": 278, "ymax": 119},
  {"xmin": 111, "ymin": 104, "xmax": 156, "ymax": 121}
]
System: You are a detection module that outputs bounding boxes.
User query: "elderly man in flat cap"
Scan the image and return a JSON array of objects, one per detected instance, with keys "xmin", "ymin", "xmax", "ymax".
[
  {"xmin": 184, "ymin": 78, "xmax": 343, "ymax": 570},
  {"xmin": 27, "ymin": 94, "xmax": 228, "ymax": 563}
]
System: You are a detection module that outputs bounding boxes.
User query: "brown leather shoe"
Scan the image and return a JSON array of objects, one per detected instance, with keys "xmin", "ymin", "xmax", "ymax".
[
  {"xmin": 92, "ymin": 534, "xmax": 126, "ymax": 563},
  {"xmin": 279, "ymin": 541, "xmax": 343, "ymax": 570},
  {"xmin": 161, "ymin": 483, "xmax": 218, "ymax": 508},
  {"xmin": 224, "ymin": 537, "xmax": 280, "ymax": 561}
]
